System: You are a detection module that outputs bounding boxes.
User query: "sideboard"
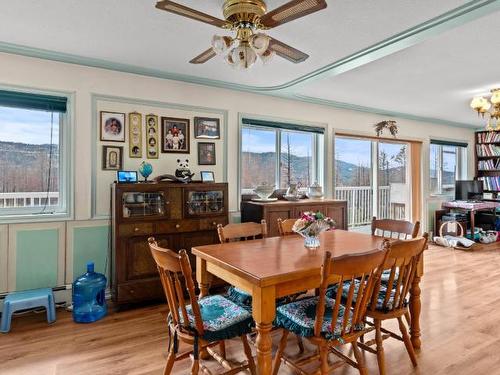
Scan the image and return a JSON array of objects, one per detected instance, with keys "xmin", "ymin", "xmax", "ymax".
[{"xmin": 241, "ymin": 199, "xmax": 348, "ymax": 237}]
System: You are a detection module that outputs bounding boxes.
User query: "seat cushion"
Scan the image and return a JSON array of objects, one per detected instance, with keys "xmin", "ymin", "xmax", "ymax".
[
  {"xmin": 182, "ymin": 294, "xmax": 254, "ymax": 342},
  {"xmin": 275, "ymin": 296, "xmax": 361, "ymax": 340},
  {"xmin": 381, "ymin": 270, "xmax": 399, "ymax": 288},
  {"xmin": 226, "ymin": 286, "xmax": 297, "ymax": 310},
  {"xmin": 327, "ymin": 280, "xmax": 406, "ymax": 312}
]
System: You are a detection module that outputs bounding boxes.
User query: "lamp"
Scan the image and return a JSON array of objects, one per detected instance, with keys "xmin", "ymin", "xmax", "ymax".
[{"xmin": 470, "ymin": 88, "xmax": 500, "ymax": 130}]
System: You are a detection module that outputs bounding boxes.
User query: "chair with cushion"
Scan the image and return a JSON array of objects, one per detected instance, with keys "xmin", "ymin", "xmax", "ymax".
[
  {"xmin": 217, "ymin": 221, "xmax": 267, "ymax": 307},
  {"xmin": 277, "ymin": 218, "xmax": 296, "ymax": 236},
  {"xmin": 272, "ymin": 241, "xmax": 390, "ymax": 375},
  {"xmin": 372, "ymin": 216, "xmax": 420, "ymax": 240},
  {"xmin": 327, "ymin": 234, "xmax": 428, "ymax": 375},
  {"xmin": 148, "ymin": 238, "xmax": 256, "ymax": 375}
]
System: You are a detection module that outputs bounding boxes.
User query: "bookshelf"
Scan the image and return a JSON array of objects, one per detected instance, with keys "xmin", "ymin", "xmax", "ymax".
[{"xmin": 475, "ymin": 130, "xmax": 500, "ymax": 194}]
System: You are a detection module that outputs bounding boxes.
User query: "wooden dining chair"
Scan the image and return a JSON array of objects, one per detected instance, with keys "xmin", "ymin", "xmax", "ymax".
[
  {"xmin": 371, "ymin": 216, "xmax": 420, "ymax": 239},
  {"xmin": 277, "ymin": 218, "xmax": 296, "ymax": 236},
  {"xmin": 147, "ymin": 238, "xmax": 256, "ymax": 375},
  {"xmin": 272, "ymin": 241, "xmax": 390, "ymax": 375},
  {"xmin": 360, "ymin": 234, "xmax": 428, "ymax": 375},
  {"xmin": 217, "ymin": 220, "xmax": 267, "ymax": 307}
]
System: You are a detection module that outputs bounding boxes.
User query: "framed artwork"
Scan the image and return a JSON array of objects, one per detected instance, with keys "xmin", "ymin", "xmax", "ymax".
[
  {"xmin": 128, "ymin": 112, "xmax": 142, "ymax": 158},
  {"xmin": 198, "ymin": 142, "xmax": 216, "ymax": 165},
  {"xmin": 194, "ymin": 117, "xmax": 220, "ymax": 139},
  {"xmin": 161, "ymin": 117, "xmax": 190, "ymax": 153},
  {"xmin": 200, "ymin": 171, "xmax": 215, "ymax": 183},
  {"xmin": 102, "ymin": 146, "xmax": 123, "ymax": 170},
  {"xmin": 100, "ymin": 111, "xmax": 125, "ymax": 142},
  {"xmin": 145, "ymin": 114, "xmax": 159, "ymax": 159}
]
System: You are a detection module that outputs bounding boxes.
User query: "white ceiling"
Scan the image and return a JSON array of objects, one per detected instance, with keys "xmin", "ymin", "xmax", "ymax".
[{"xmin": 0, "ymin": 0, "xmax": 498, "ymax": 127}]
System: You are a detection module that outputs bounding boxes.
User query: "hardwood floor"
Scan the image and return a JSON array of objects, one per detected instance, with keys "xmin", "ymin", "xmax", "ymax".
[{"xmin": 1, "ymin": 242, "xmax": 500, "ymax": 375}]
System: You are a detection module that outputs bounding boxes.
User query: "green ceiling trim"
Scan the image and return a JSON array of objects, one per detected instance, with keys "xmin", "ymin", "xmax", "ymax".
[{"xmin": 293, "ymin": 94, "xmax": 481, "ymax": 129}]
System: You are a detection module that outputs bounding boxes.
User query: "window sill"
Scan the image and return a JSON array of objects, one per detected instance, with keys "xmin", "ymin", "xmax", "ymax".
[{"xmin": 0, "ymin": 212, "xmax": 73, "ymax": 225}]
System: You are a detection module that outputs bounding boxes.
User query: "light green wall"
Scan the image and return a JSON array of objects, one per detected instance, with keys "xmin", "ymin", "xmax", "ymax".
[
  {"xmin": 16, "ymin": 229, "xmax": 59, "ymax": 291},
  {"xmin": 72, "ymin": 225, "xmax": 109, "ymax": 280}
]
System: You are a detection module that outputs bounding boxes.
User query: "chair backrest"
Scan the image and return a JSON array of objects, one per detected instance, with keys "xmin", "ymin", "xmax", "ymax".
[
  {"xmin": 147, "ymin": 237, "xmax": 204, "ymax": 336},
  {"xmin": 371, "ymin": 233, "xmax": 428, "ymax": 313},
  {"xmin": 217, "ymin": 220, "xmax": 267, "ymax": 243},
  {"xmin": 277, "ymin": 218, "xmax": 296, "ymax": 236},
  {"xmin": 314, "ymin": 241, "xmax": 390, "ymax": 339},
  {"xmin": 371, "ymin": 216, "xmax": 420, "ymax": 239}
]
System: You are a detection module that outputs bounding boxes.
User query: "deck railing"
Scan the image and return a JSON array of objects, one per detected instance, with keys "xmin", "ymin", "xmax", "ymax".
[{"xmin": 0, "ymin": 192, "xmax": 59, "ymax": 208}]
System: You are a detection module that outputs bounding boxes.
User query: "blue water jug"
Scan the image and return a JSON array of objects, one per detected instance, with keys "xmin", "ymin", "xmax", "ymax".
[{"xmin": 72, "ymin": 262, "xmax": 107, "ymax": 323}]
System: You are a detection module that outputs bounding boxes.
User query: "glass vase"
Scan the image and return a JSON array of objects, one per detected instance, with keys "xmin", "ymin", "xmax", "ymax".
[{"xmin": 303, "ymin": 235, "xmax": 320, "ymax": 250}]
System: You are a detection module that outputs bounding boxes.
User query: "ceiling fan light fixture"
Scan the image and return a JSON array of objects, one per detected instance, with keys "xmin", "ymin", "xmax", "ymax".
[
  {"xmin": 230, "ymin": 42, "xmax": 257, "ymax": 69},
  {"xmin": 259, "ymin": 48, "xmax": 275, "ymax": 64},
  {"xmin": 249, "ymin": 33, "xmax": 271, "ymax": 54},
  {"xmin": 491, "ymin": 89, "xmax": 500, "ymax": 105},
  {"xmin": 211, "ymin": 35, "xmax": 234, "ymax": 55}
]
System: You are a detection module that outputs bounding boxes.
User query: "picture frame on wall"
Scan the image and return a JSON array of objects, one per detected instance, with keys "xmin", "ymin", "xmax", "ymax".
[
  {"xmin": 102, "ymin": 145, "xmax": 123, "ymax": 170},
  {"xmin": 100, "ymin": 111, "xmax": 125, "ymax": 142},
  {"xmin": 128, "ymin": 112, "xmax": 143, "ymax": 158},
  {"xmin": 161, "ymin": 117, "xmax": 190, "ymax": 153},
  {"xmin": 198, "ymin": 142, "xmax": 216, "ymax": 165},
  {"xmin": 145, "ymin": 114, "xmax": 159, "ymax": 159},
  {"xmin": 194, "ymin": 117, "xmax": 220, "ymax": 139}
]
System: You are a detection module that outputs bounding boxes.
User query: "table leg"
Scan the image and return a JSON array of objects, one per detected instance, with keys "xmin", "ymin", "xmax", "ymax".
[
  {"xmin": 252, "ymin": 286, "xmax": 276, "ymax": 375},
  {"xmin": 470, "ymin": 210, "xmax": 476, "ymax": 241},
  {"xmin": 196, "ymin": 257, "xmax": 210, "ymax": 298}
]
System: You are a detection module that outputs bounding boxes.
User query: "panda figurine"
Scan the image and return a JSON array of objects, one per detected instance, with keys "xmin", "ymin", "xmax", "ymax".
[{"xmin": 175, "ymin": 159, "xmax": 195, "ymax": 181}]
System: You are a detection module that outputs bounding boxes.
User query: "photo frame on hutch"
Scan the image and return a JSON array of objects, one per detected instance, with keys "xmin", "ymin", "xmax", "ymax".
[
  {"xmin": 100, "ymin": 111, "xmax": 125, "ymax": 142},
  {"xmin": 145, "ymin": 114, "xmax": 159, "ymax": 159},
  {"xmin": 128, "ymin": 112, "xmax": 143, "ymax": 158},
  {"xmin": 198, "ymin": 142, "xmax": 216, "ymax": 165},
  {"xmin": 194, "ymin": 117, "xmax": 220, "ymax": 139},
  {"xmin": 161, "ymin": 117, "xmax": 190, "ymax": 153},
  {"xmin": 102, "ymin": 146, "xmax": 123, "ymax": 171},
  {"xmin": 200, "ymin": 171, "xmax": 215, "ymax": 183}
]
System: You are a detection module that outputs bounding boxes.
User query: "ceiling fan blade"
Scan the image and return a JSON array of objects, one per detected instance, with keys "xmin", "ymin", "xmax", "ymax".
[
  {"xmin": 156, "ymin": 1, "xmax": 229, "ymax": 28},
  {"xmin": 189, "ymin": 48, "xmax": 217, "ymax": 64},
  {"xmin": 269, "ymin": 38, "xmax": 309, "ymax": 63},
  {"xmin": 260, "ymin": 0, "xmax": 327, "ymax": 28}
]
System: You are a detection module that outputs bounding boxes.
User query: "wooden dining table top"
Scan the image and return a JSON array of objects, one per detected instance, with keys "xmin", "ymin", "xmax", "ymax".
[{"xmin": 191, "ymin": 229, "xmax": 386, "ymax": 287}]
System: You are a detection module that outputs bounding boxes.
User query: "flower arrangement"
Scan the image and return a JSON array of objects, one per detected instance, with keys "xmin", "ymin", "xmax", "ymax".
[{"xmin": 293, "ymin": 211, "xmax": 335, "ymax": 249}]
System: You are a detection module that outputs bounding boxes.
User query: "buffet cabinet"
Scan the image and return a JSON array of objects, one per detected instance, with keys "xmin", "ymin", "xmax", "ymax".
[
  {"xmin": 241, "ymin": 199, "xmax": 348, "ymax": 237},
  {"xmin": 111, "ymin": 181, "xmax": 228, "ymax": 306}
]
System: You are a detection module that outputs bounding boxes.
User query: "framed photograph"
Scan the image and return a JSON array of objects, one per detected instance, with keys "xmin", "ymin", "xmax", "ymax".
[
  {"xmin": 200, "ymin": 171, "xmax": 215, "ymax": 183},
  {"xmin": 100, "ymin": 111, "xmax": 125, "ymax": 142},
  {"xmin": 161, "ymin": 117, "xmax": 190, "ymax": 153},
  {"xmin": 102, "ymin": 146, "xmax": 123, "ymax": 171},
  {"xmin": 198, "ymin": 142, "xmax": 216, "ymax": 165},
  {"xmin": 194, "ymin": 117, "xmax": 220, "ymax": 139},
  {"xmin": 128, "ymin": 112, "xmax": 142, "ymax": 158},
  {"xmin": 145, "ymin": 114, "xmax": 159, "ymax": 159}
]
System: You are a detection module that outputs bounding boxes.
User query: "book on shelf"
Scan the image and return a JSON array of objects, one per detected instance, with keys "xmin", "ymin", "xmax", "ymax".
[
  {"xmin": 477, "ymin": 131, "xmax": 500, "ymax": 144},
  {"xmin": 478, "ymin": 159, "xmax": 500, "ymax": 171},
  {"xmin": 476, "ymin": 144, "xmax": 500, "ymax": 157},
  {"xmin": 478, "ymin": 176, "xmax": 500, "ymax": 191}
]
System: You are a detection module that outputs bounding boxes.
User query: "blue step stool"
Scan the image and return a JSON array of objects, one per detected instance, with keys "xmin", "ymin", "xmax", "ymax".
[{"xmin": 1, "ymin": 288, "xmax": 56, "ymax": 333}]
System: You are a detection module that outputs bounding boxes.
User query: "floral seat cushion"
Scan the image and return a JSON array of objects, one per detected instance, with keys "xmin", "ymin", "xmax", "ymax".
[
  {"xmin": 327, "ymin": 279, "xmax": 407, "ymax": 312},
  {"xmin": 226, "ymin": 286, "xmax": 297, "ymax": 310},
  {"xmin": 181, "ymin": 294, "xmax": 254, "ymax": 342},
  {"xmin": 275, "ymin": 296, "xmax": 361, "ymax": 340},
  {"xmin": 381, "ymin": 269, "xmax": 400, "ymax": 287}
]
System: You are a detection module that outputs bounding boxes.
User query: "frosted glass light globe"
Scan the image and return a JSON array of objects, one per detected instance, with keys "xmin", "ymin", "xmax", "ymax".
[
  {"xmin": 250, "ymin": 33, "xmax": 271, "ymax": 55},
  {"xmin": 231, "ymin": 43, "xmax": 257, "ymax": 69},
  {"xmin": 491, "ymin": 89, "xmax": 500, "ymax": 105},
  {"xmin": 211, "ymin": 35, "xmax": 233, "ymax": 55},
  {"xmin": 259, "ymin": 48, "xmax": 275, "ymax": 65}
]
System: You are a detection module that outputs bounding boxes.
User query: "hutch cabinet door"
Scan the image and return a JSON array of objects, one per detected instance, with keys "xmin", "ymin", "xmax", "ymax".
[
  {"xmin": 324, "ymin": 204, "xmax": 347, "ymax": 230},
  {"xmin": 123, "ymin": 236, "xmax": 158, "ymax": 281},
  {"xmin": 184, "ymin": 186, "xmax": 227, "ymax": 218},
  {"xmin": 266, "ymin": 208, "xmax": 294, "ymax": 237}
]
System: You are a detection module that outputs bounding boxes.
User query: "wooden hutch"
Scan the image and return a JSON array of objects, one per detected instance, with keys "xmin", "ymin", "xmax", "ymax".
[{"xmin": 111, "ymin": 181, "xmax": 228, "ymax": 306}]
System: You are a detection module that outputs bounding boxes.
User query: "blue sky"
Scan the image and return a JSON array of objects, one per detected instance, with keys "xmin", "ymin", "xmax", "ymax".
[{"xmin": 0, "ymin": 107, "xmax": 60, "ymax": 145}]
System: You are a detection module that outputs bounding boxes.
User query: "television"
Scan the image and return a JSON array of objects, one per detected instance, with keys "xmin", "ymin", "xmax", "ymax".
[{"xmin": 455, "ymin": 180, "xmax": 483, "ymax": 201}]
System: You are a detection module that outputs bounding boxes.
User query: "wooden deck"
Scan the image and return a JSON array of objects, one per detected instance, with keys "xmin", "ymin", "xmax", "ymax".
[{"xmin": 1, "ymin": 242, "xmax": 500, "ymax": 375}]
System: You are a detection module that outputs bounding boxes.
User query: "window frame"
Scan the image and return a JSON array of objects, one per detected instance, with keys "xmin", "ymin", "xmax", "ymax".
[
  {"xmin": 429, "ymin": 142, "xmax": 468, "ymax": 197},
  {"xmin": 0, "ymin": 87, "xmax": 73, "ymax": 223},
  {"xmin": 238, "ymin": 120, "xmax": 326, "ymax": 199}
]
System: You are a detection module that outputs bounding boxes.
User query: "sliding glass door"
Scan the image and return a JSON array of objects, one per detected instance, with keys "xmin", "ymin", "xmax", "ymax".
[{"xmin": 335, "ymin": 136, "xmax": 410, "ymax": 231}]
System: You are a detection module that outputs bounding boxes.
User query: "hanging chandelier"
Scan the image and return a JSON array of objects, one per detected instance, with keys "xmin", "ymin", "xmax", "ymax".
[{"xmin": 470, "ymin": 88, "xmax": 500, "ymax": 130}]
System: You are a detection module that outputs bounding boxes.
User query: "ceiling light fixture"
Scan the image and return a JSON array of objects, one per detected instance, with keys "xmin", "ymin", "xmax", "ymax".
[{"xmin": 470, "ymin": 88, "xmax": 500, "ymax": 130}]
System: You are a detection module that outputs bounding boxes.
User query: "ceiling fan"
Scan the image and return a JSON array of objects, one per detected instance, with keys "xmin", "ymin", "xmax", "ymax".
[{"xmin": 155, "ymin": 0, "xmax": 327, "ymax": 69}]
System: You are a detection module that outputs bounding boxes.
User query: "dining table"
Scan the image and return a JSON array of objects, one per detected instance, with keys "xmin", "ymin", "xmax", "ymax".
[{"xmin": 191, "ymin": 229, "xmax": 424, "ymax": 375}]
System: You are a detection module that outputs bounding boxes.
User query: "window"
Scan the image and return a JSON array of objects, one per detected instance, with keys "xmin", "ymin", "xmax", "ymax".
[
  {"xmin": 430, "ymin": 140, "xmax": 468, "ymax": 196},
  {"xmin": 240, "ymin": 119, "xmax": 324, "ymax": 195},
  {"xmin": 0, "ymin": 89, "xmax": 70, "ymax": 218}
]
